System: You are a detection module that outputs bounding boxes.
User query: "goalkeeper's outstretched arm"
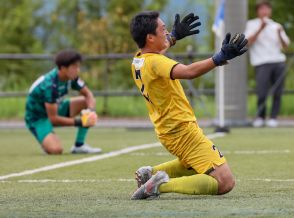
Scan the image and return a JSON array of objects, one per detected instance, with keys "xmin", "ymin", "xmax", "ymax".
[{"xmin": 171, "ymin": 33, "xmax": 248, "ymax": 80}]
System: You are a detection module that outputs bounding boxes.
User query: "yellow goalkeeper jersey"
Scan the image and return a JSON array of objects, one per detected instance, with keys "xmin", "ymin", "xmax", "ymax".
[{"xmin": 131, "ymin": 52, "xmax": 196, "ymax": 135}]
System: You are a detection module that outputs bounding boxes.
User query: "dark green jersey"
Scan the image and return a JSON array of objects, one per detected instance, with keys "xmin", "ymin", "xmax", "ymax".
[{"xmin": 25, "ymin": 68, "xmax": 85, "ymax": 125}]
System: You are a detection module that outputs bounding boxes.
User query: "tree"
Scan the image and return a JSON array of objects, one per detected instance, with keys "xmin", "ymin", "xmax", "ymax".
[
  {"xmin": 77, "ymin": 0, "xmax": 169, "ymax": 90},
  {"xmin": 0, "ymin": 0, "xmax": 44, "ymax": 90}
]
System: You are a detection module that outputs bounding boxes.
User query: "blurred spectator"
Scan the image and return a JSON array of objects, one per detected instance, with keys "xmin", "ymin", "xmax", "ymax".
[{"xmin": 244, "ymin": 0, "xmax": 290, "ymax": 127}]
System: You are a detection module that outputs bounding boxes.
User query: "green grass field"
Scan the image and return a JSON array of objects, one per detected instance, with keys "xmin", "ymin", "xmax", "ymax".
[{"xmin": 0, "ymin": 127, "xmax": 293, "ymax": 218}]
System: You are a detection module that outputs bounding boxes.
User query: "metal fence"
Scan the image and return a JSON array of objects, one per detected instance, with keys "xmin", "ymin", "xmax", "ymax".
[
  {"xmin": 0, "ymin": 52, "xmax": 293, "ymax": 98},
  {"xmin": 1, "ymin": 52, "xmax": 293, "ymax": 116}
]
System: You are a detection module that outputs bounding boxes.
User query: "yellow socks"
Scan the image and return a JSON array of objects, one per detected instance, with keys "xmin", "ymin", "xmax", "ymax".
[
  {"xmin": 153, "ymin": 159, "xmax": 196, "ymax": 178},
  {"xmin": 152, "ymin": 159, "xmax": 218, "ymax": 195},
  {"xmin": 159, "ymin": 174, "xmax": 218, "ymax": 195}
]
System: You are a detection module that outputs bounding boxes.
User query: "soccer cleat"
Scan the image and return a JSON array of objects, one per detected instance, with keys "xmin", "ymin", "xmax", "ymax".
[
  {"xmin": 135, "ymin": 166, "xmax": 152, "ymax": 188},
  {"xmin": 266, "ymin": 119, "xmax": 278, "ymax": 128},
  {"xmin": 71, "ymin": 144, "xmax": 102, "ymax": 154},
  {"xmin": 252, "ymin": 117, "xmax": 265, "ymax": 128},
  {"xmin": 131, "ymin": 171, "xmax": 169, "ymax": 200}
]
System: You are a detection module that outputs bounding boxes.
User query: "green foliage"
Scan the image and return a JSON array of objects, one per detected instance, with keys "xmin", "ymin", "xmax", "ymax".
[
  {"xmin": 76, "ymin": 0, "xmax": 171, "ymax": 90},
  {"xmin": 0, "ymin": 0, "xmax": 42, "ymax": 53},
  {"xmin": 0, "ymin": 0, "xmax": 45, "ymax": 91},
  {"xmin": 78, "ymin": 0, "xmax": 169, "ymax": 54},
  {"xmin": 108, "ymin": 60, "xmax": 136, "ymax": 89},
  {"xmin": 0, "ymin": 0, "xmax": 170, "ymax": 91},
  {"xmin": 0, "ymin": 0, "xmax": 293, "ymax": 94}
]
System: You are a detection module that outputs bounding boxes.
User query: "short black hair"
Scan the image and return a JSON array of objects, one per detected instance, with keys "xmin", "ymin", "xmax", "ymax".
[
  {"xmin": 130, "ymin": 11, "xmax": 160, "ymax": 48},
  {"xmin": 54, "ymin": 49, "xmax": 82, "ymax": 69},
  {"xmin": 256, "ymin": 0, "xmax": 272, "ymax": 11}
]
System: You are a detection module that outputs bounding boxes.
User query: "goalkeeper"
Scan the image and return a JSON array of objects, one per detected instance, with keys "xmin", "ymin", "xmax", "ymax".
[
  {"xmin": 25, "ymin": 49, "xmax": 102, "ymax": 154},
  {"xmin": 130, "ymin": 11, "xmax": 248, "ymax": 199}
]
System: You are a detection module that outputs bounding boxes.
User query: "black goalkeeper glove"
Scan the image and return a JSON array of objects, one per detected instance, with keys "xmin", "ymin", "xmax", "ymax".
[
  {"xmin": 167, "ymin": 13, "xmax": 201, "ymax": 46},
  {"xmin": 212, "ymin": 33, "xmax": 248, "ymax": 66}
]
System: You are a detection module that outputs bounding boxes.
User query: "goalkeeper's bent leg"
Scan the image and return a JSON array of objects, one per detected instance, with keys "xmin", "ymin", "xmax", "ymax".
[{"xmin": 153, "ymin": 159, "xmax": 196, "ymax": 178}]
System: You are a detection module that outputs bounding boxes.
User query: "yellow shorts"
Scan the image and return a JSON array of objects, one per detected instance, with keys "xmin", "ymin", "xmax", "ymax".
[{"xmin": 158, "ymin": 122, "xmax": 226, "ymax": 174}]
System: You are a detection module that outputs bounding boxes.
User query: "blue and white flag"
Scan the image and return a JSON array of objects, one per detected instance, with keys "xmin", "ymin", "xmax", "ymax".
[{"xmin": 212, "ymin": 0, "xmax": 226, "ymax": 37}]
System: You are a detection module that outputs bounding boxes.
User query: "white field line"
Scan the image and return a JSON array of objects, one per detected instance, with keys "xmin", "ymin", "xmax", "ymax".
[
  {"xmin": 248, "ymin": 178, "xmax": 294, "ymax": 182},
  {"xmin": 0, "ymin": 179, "xmax": 134, "ymax": 183},
  {"xmin": 0, "ymin": 142, "xmax": 160, "ymax": 181},
  {"xmin": 1, "ymin": 178, "xmax": 294, "ymax": 184},
  {"xmin": 0, "ymin": 132, "xmax": 226, "ymax": 181},
  {"xmin": 130, "ymin": 149, "xmax": 291, "ymax": 156},
  {"xmin": 232, "ymin": 149, "xmax": 291, "ymax": 154}
]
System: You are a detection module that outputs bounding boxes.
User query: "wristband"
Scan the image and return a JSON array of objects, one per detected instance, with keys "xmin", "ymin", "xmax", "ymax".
[
  {"xmin": 166, "ymin": 33, "xmax": 176, "ymax": 47},
  {"xmin": 212, "ymin": 52, "xmax": 228, "ymax": 66},
  {"xmin": 74, "ymin": 117, "xmax": 82, "ymax": 126}
]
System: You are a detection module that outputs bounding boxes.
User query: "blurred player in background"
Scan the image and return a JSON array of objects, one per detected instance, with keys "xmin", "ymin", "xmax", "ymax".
[
  {"xmin": 25, "ymin": 49, "xmax": 102, "ymax": 154},
  {"xmin": 129, "ymin": 11, "xmax": 248, "ymax": 200},
  {"xmin": 245, "ymin": 0, "xmax": 290, "ymax": 128}
]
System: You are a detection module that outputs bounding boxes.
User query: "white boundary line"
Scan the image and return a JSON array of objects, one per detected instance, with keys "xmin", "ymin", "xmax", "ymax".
[
  {"xmin": 130, "ymin": 149, "xmax": 291, "ymax": 156},
  {"xmin": 248, "ymin": 178, "xmax": 294, "ymax": 182},
  {"xmin": 0, "ymin": 142, "xmax": 160, "ymax": 181},
  {"xmin": 0, "ymin": 179, "xmax": 134, "ymax": 183},
  {"xmin": 1, "ymin": 178, "xmax": 294, "ymax": 184},
  {"xmin": 0, "ymin": 132, "xmax": 225, "ymax": 181}
]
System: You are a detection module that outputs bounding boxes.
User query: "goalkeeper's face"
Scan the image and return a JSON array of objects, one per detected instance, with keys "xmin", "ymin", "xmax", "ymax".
[
  {"xmin": 152, "ymin": 18, "xmax": 169, "ymax": 51},
  {"xmin": 65, "ymin": 62, "xmax": 81, "ymax": 80}
]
